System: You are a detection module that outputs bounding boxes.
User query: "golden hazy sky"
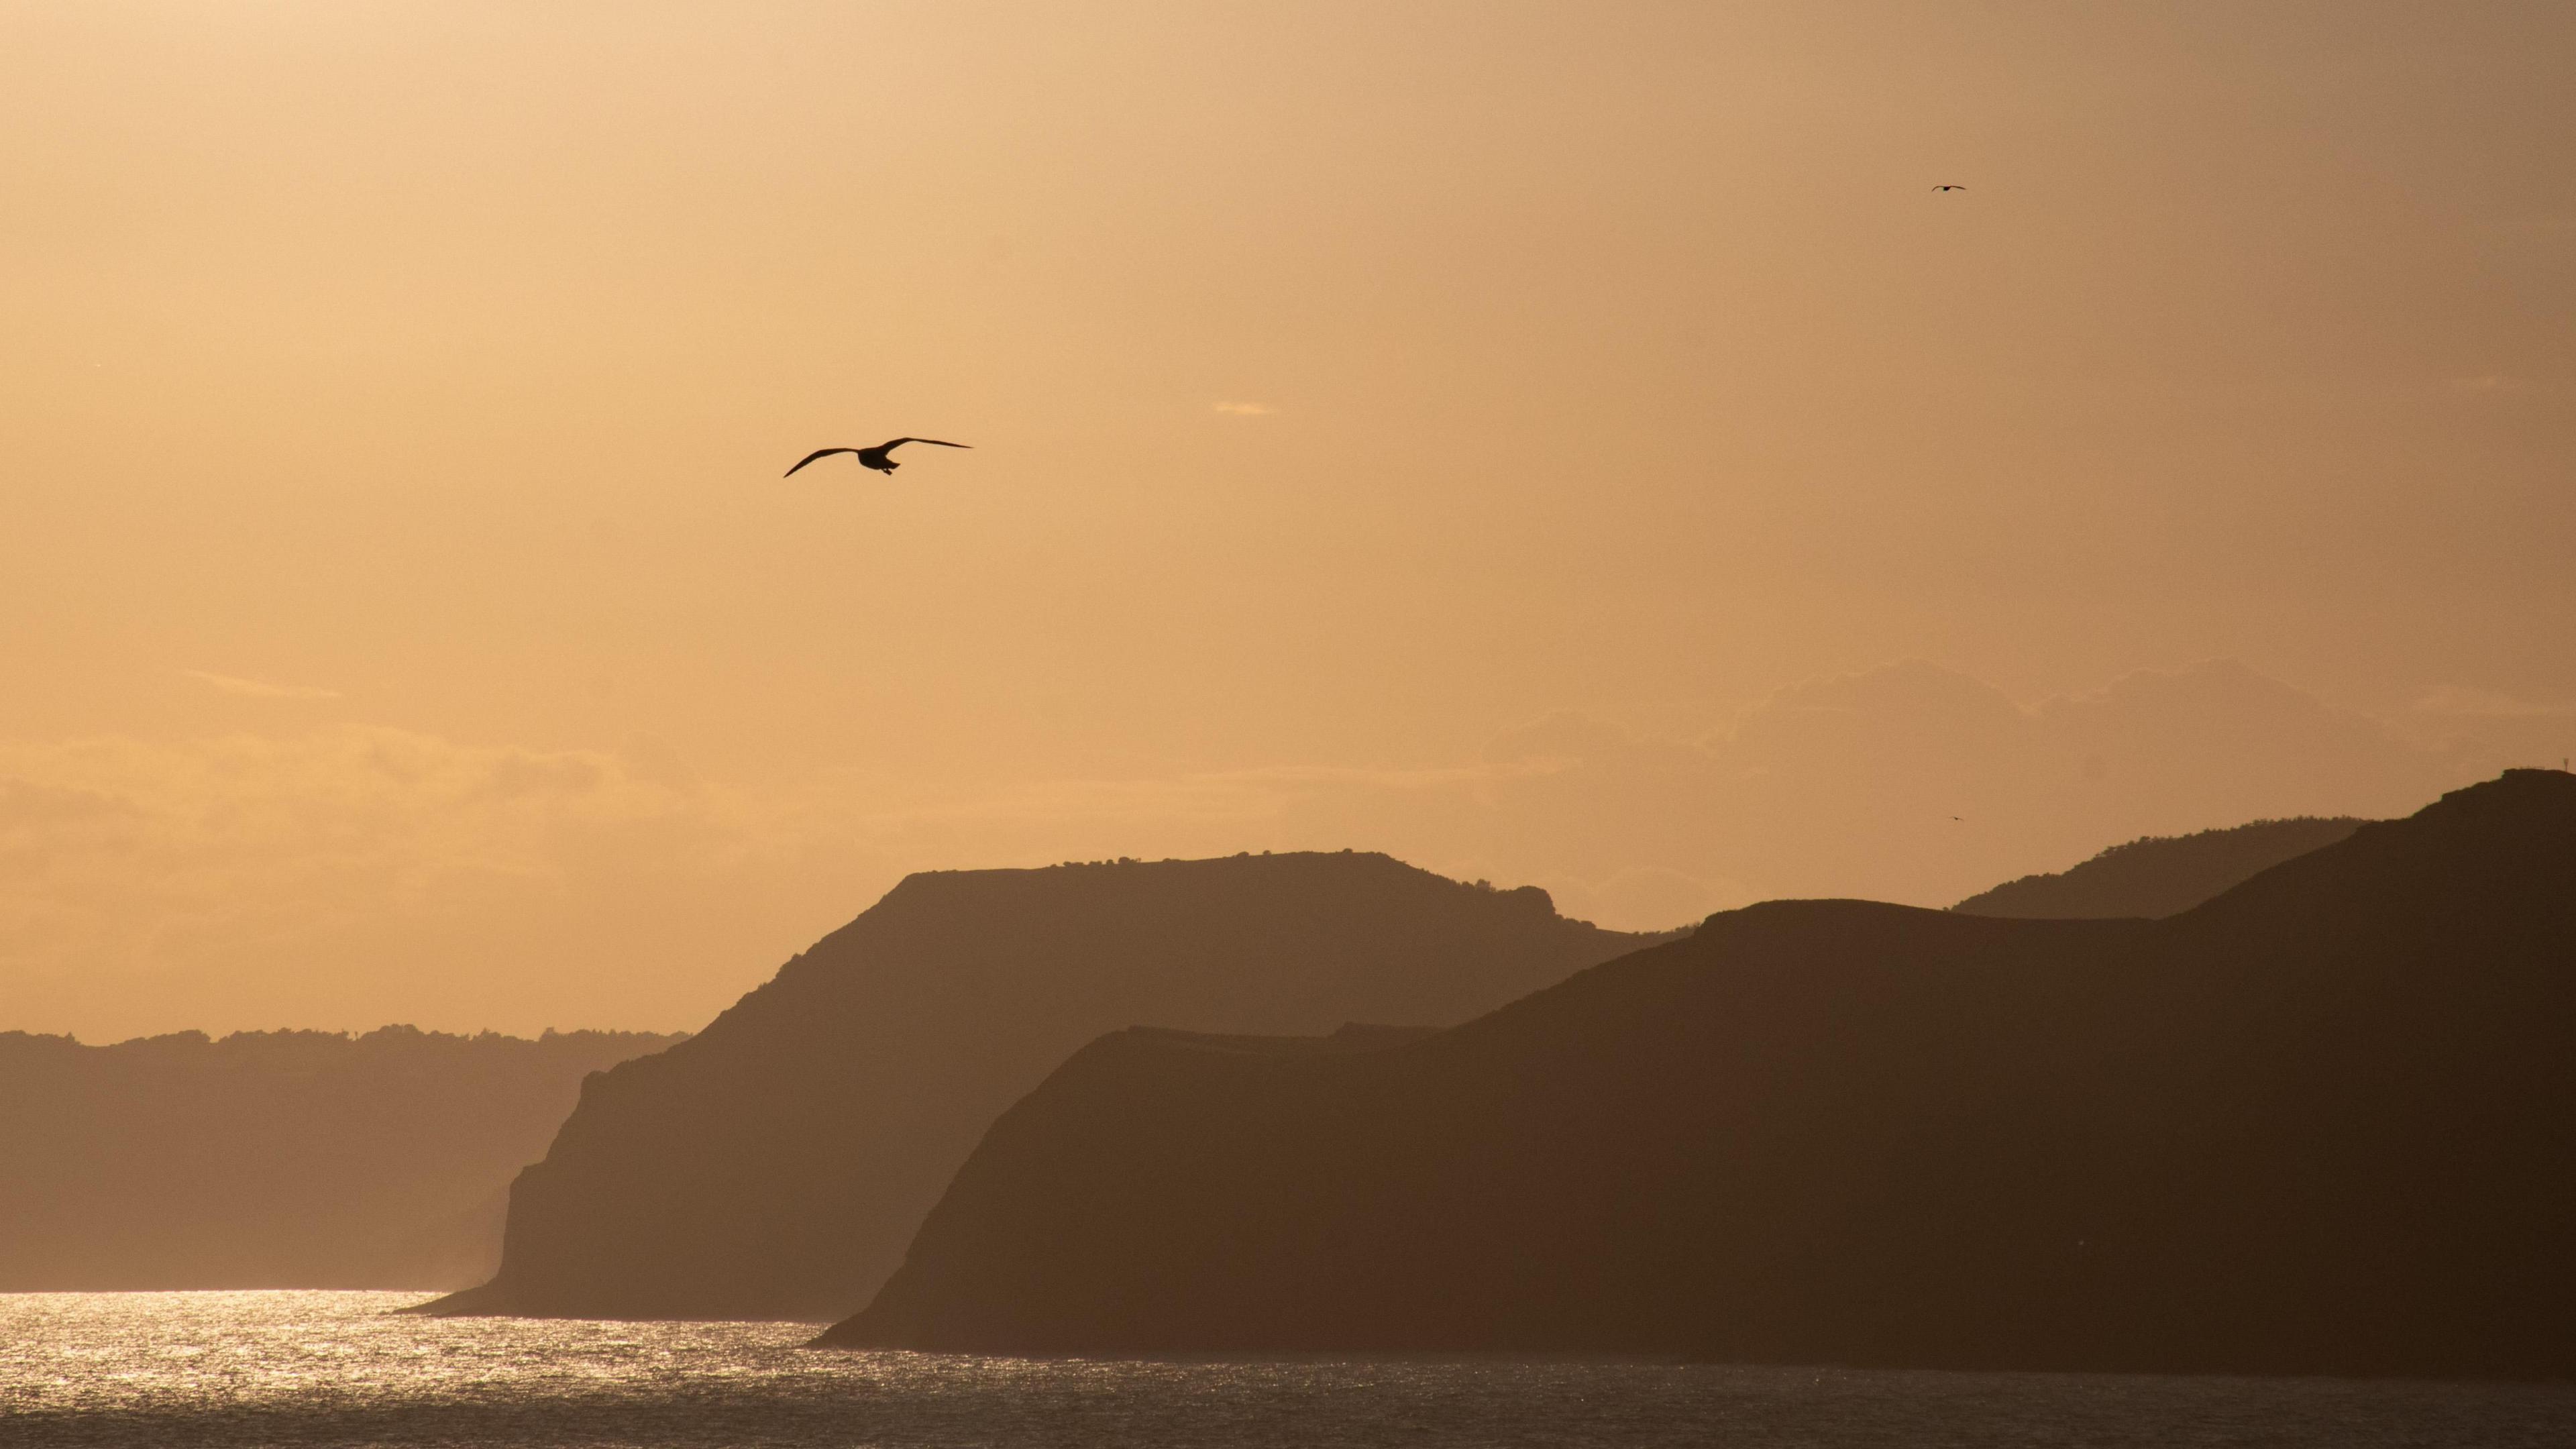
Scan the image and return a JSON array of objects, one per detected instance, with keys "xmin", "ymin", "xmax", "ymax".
[{"xmin": 5, "ymin": 3, "xmax": 2571, "ymax": 1039}]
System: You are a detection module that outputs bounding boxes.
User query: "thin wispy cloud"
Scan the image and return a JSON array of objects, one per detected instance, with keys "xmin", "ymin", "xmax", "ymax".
[
  {"xmin": 1211, "ymin": 401, "xmax": 1273, "ymax": 417},
  {"xmin": 181, "ymin": 669, "xmax": 341, "ymax": 701},
  {"xmin": 2449, "ymin": 374, "xmax": 2534, "ymax": 394}
]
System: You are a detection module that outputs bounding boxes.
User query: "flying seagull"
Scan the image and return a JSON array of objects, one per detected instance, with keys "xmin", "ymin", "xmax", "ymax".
[
  {"xmin": 1932, "ymin": 184, "xmax": 1966, "ymax": 192},
  {"xmin": 783, "ymin": 438, "xmax": 971, "ymax": 478}
]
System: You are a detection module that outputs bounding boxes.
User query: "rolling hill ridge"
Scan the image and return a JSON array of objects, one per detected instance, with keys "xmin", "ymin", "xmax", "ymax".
[{"xmin": 825, "ymin": 771, "xmax": 2576, "ymax": 1379}]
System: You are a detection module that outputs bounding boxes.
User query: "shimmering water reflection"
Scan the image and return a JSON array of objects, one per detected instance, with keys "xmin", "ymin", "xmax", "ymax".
[{"xmin": 4, "ymin": 1291, "xmax": 2572, "ymax": 1448}]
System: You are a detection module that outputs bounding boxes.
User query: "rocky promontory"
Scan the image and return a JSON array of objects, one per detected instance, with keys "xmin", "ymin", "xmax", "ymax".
[{"xmin": 428, "ymin": 851, "xmax": 1652, "ymax": 1320}]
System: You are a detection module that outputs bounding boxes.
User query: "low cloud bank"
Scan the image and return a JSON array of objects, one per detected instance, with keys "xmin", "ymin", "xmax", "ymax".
[{"xmin": 5, "ymin": 661, "xmax": 2551, "ymax": 1041}]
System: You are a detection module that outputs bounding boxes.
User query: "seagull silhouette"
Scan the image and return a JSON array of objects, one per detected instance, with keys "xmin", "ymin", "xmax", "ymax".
[
  {"xmin": 783, "ymin": 438, "xmax": 971, "ymax": 478},
  {"xmin": 1932, "ymin": 184, "xmax": 1967, "ymax": 192}
]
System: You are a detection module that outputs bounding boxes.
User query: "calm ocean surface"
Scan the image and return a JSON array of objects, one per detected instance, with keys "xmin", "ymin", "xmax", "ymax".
[{"xmin": 4, "ymin": 1291, "xmax": 2572, "ymax": 1448}]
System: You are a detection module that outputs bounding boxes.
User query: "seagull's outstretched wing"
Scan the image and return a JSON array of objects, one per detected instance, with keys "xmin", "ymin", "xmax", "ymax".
[
  {"xmin": 784, "ymin": 447, "xmax": 859, "ymax": 477},
  {"xmin": 877, "ymin": 437, "xmax": 972, "ymax": 453}
]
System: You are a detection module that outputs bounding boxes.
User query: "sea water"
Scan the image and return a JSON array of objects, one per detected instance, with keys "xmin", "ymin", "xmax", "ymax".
[{"xmin": 4, "ymin": 1291, "xmax": 2571, "ymax": 1448}]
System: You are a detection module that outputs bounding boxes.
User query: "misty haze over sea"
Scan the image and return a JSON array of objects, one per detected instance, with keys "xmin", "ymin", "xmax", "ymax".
[{"xmin": 7, "ymin": 1293, "xmax": 2573, "ymax": 1449}]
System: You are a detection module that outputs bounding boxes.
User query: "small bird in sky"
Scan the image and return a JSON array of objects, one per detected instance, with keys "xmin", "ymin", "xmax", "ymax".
[
  {"xmin": 783, "ymin": 438, "xmax": 971, "ymax": 478},
  {"xmin": 1932, "ymin": 184, "xmax": 1966, "ymax": 192}
]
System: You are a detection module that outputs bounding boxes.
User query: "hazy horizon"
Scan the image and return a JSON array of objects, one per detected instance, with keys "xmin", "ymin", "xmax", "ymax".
[{"xmin": 7, "ymin": 1, "xmax": 2573, "ymax": 1041}]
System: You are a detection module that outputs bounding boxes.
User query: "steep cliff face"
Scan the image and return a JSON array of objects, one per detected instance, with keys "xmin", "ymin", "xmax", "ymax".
[
  {"xmin": 1953, "ymin": 816, "xmax": 2367, "ymax": 918},
  {"xmin": 428, "ymin": 851, "xmax": 1650, "ymax": 1321},
  {"xmin": 0, "ymin": 1026, "xmax": 681, "ymax": 1291},
  {"xmin": 828, "ymin": 772, "xmax": 2576, "ymax": 1379}
]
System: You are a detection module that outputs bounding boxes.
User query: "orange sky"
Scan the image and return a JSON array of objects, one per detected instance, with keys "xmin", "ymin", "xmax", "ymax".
[{"xmin": 5, "ymin": 2, "xmax": 2571, "ymax": 1040}]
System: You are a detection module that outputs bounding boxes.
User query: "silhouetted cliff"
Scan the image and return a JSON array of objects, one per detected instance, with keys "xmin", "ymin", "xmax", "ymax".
[
  {"xmin": 427, "ymin": 852, "xmax": 1651, "ymax": 1321},
  {"xmin": 826, "ymin": 771, "xmax": 2576, "ymax": 1379},
  {"xmin": 1953, "ymin": 816, "xmax": 2367, "ymax": 918},
  {"xmin": 0, "ymin": 1026, "xmax": 681, "ymax": 1291}
]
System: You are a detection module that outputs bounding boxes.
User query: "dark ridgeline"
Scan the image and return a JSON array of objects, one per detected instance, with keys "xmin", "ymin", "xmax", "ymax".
[
  {"xmin": 0, "ymin": 1026, "xmax": 682, "ymax": 1291},
  {"xmin": 424, "ymin": 851, "xmax": 1654, "ymax": 1322},
  {"xmin": 1953, "ymin": 816, "xmax": 2368, "ymax": 919},
  {"xmin": 827, "ymin": 770, "xmax": 2576, "ymax": 1380}
]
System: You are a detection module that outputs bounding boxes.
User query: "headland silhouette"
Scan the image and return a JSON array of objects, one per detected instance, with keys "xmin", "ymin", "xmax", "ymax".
[{"xmin": 0, "ymin": 1026, "xmax": 680, "ymax": 1291}]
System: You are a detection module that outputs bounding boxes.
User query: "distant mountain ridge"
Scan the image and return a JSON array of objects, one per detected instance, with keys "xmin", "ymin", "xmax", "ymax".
[
  {"xmin": 0, "ymin": 1026, "xmax": 682, "ymax": 1291},
  {"xmin": 427, "ymin": 851, "xmax": 1656, "ymax": 1322},
  {"xmin": 1953, "ymin": 816, "xmax": 2368, "ymax": 918},
  {"xmin": 824, "ymin": 771, "xmax": 2576, "ymax": 1379}
]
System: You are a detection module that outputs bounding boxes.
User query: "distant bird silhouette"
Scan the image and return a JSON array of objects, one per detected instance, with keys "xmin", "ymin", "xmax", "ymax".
[
  {"xmin": 1933, "ymin": 184, "xmax": 1966, "ymax": 192},
  {"xmin": 784, "ymin": 438, "xmax": 971, "ymax": 478}
]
